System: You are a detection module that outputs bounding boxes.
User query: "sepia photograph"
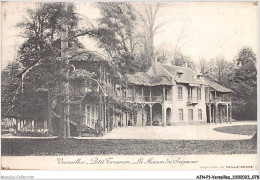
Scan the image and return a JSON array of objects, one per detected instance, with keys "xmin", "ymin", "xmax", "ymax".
[{"xmin": 1, "ymin": 1, "xmax": 258, "ymax": 176}]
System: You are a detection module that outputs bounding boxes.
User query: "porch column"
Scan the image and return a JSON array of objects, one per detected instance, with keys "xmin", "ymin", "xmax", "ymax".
[
  {"xmin": 131, "ymin": 112, "xmax": 133, "ymax": 126},
  {"xmin": 99, "ymin": 94, "xmax": 102, "ymax": 133},
  {"xmin": 30, "ymin": 120, "xmax": 33, "ymax": 131},
  {"xmin": 32, "ymin": 120, "xmax": 34, "ymax": 132},
  {"xmin": 78, "ymin": 102, "xmax": 82, "ymax": 137},
  {"xmin": 149, "ymin": 86, "xmax": 152, "ymax": 102},
  {"xmin": 216, "ymin": 104, "xmax": 219, "ymax": 123},
  {"xmin": 230, "ymin": 103, "xmax": 232, "ymax": 123},
  {"xmin": 142, "ymin": 107, "xmax": 144, "ymax": 126},
  {"xmin": 220, "ymin": 106, "xmax": 223, "ymax": 123},
  {"xmin": 21, "ymin": 120, "xmax": 23, "ymax": 131},
  {"xmin": 104, "ymin": 97, "xmax": 107, "ymax": 132},
  {"xmin": 162, "ymin": 86, "xmax": 166, "ymax": 126},
  {"xmin": 162, "ymin": 104, "xmax": 166, "ymax": 126},
  {"xmin": 163, "ymin": 86, "xmax": 165, "ymax": 102},
  {"xmin": 150, "ymin": 104, "xmax": 153, "ymax": 126},
  {"xmin": 116, "ymin": 114, "xmax": 118, "ymax": 128},
  {"xmin": 212, "ymin": 107, "xmax": 215, "ymax": 123},
  {"xmin": 18, "ymin": 119, "xmax": 21, "ymax": 131},
  {"xmin": 126, "ymin": 112, "xmax": 128, "ymax": 127},
  {"xmin": 121, "ymin": 110, "xmax": 123, "ymax": 127},
  {"xmin": 226, "ymin": 103, "xmax": 229, "ymax": 123},
  {"xmin": 208, "ymin": 104, "xmax": 212, "ymax": 124},
  {"xmin": 24, "ymin": 120, "xmax": 26, "ymax": 131}
]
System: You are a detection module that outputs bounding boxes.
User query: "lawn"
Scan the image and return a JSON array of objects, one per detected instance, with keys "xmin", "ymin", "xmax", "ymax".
[
  {"xmin": 1, "ymin": 138, "xmax": 257, "ymax": 156},
  {"xmin": 213, "ymin": 125, "xmax": 257, "ymax": 135}
]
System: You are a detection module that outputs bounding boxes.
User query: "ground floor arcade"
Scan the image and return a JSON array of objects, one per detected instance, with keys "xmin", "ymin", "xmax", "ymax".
[{"xmin": 206, "ymin": 102, "xmax": 232, "ymax": 123}]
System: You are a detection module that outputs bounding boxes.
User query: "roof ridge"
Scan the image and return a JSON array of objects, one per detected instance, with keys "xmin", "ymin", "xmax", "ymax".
[{"xmin": 159, "ymin": 63, "xmax": 179, "ymax": 83}]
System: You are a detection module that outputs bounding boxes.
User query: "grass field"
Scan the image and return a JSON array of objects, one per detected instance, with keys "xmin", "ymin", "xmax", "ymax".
[{"xmin": 1, "ymin": 138, "xmax": 257, "ymax": 156}]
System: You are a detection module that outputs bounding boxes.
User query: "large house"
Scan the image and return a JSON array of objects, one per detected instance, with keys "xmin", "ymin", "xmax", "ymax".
[
  {"xmin": 124, "ymin": 57, "xmax": 233, "ymax": 127},
  {"xmin": 11, "ymin": 54, "xmax": 233, "ymax": 136},
  {"xmin": 80, "ymin": 55, "xmax": 233, "ymax": 135}
]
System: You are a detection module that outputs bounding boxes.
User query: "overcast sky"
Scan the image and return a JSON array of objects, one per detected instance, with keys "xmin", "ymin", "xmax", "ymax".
[{"xmin": 1, "ymin": 2, "xmax": 258, "ymax": 70}]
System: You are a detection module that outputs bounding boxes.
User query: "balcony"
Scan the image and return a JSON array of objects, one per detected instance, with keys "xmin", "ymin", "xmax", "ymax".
[
  {"xmin": 131, "ymin": 96, "xmax": 164, "ymax": 102},
  {"xmin": 209, "ymin": 97, "xmax": 230, "ymax": 103},
  {"xmin": 187, "ymin": 97, "xmax": 198, "ymax": 105}
]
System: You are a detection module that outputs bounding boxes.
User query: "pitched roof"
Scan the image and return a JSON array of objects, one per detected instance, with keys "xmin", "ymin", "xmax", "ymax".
[
  {"xmin": 126, "ymin": 62, "xmax": 206, "ymax": 86},
  {"xmin": 125, "ymin": 72, "xmax": 174, "ymax": 86},
  {"xmin": 161, "ymin": 64, "xmax": 207, "ymax": 85},
  {"xmin": 203, "ymin": 77, "xmax": 233, "ymax": 93}
]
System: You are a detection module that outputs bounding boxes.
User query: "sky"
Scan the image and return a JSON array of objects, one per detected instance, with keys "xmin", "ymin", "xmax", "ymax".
[{"xmin": 1, "ymin": 2, "xmax": 258, "ymax": 70}]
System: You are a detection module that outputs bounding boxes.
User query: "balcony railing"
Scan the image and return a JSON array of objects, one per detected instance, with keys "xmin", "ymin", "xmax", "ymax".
[
  {"xmin": 187, "ymin": 97, "xmax": 198, "ymax": 104},
  {"xmin": 128, "ymin": 96, "xmax": 164, "ymax": 102},
  {"xmin": 209, "ymin": 97, "xmax": 230, "ymax": 103}
]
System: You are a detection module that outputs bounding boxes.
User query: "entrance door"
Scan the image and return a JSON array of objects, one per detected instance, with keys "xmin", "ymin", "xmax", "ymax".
[
  {"xmin": 166, "ymin": 108, "xmax": 171, "ymax": 126},
  {"xmin": 206, "ymin": 106, "xmax": 210, "ymax": 123},
  {"xmin": 188, "ymin": 109, "xmax": 193, "ymax": 121}
]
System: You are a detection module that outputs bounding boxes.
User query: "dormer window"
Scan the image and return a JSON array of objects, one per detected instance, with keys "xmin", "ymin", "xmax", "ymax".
[
  {"xmin": 177, "ymin": 70, "xmax": 184, "ymax": 78},
  {"xmin": 197, "ymin": 73, "xmax": 202, "ymax": 79}
]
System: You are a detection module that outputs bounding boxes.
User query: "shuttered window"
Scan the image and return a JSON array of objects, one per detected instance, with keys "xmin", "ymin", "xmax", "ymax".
[
  {"xmin": 188, "ymin": 109, "xmax": 193, "ymax": 121},
  {"xmin": 179, "ymin": 109, "xmax": 183, "ymax": 121},
  {"xmin": 198, "ymin": 109, "xmax": 202, "ymax": 120},
  {"xmin": 197, "ymin": 87, "xmax": 201, "ymax": 100},
  {"xmin": 178, "ymin": 86, "xmax": 183, "ymax": 100}
]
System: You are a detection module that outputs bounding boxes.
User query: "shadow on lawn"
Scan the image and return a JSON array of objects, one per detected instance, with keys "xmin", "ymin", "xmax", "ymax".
[
  {"xmin": 1, "ymin": 137, "xmax": 257, "ymax": 156},
  {"xmin": 213, "ymin": 125, "xmax": 257, "ymax": 136}
]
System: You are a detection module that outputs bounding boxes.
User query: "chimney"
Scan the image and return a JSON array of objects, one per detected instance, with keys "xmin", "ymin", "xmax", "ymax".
[
  {"xmin": 183, "ymin": 62, "xmax": 188, "ymax": 67},
  {"xmin": 151, "ymin": 56, "xmax": 157, "ymax": 75}
]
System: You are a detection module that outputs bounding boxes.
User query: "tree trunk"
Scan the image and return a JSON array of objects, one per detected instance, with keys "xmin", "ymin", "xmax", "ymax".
[
  {"xmin": 59, "ymin": 103, "xmax": 66, "ymax": 138},
  {"xmin": 47, "ymin": 91, "xmax": 53, "ymax": 135},
  {"xmin": 60, "ymin": 2, "xmax": 69, "ymax": 139},
  {"xmin": 78, "ymin": 102, "xmax": 83, "ymax": 137}
]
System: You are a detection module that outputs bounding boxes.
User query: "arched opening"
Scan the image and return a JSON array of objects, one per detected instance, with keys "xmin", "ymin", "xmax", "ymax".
[
  {"xmin": 206, "ymin": 105, "xmax": 210, "ymax": 123},
  {"xmin": 144, "ymin": 104, "xmax": 150, "ymax": 126},
  {"xmin": 152, "ymin": 103, "xmax": 162, "ymax": 126},
  {"xmin": 211, "ymin": 104, "xmax": 216, "ymax": 123},
  {"xmin": 166, "ymin": 108, "xmax": 171, "ymax": 126}
]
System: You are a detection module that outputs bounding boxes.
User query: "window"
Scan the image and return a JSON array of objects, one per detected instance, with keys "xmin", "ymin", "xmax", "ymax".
[
  {"xmin": 188, "ymin": 87, "xmax": 192, "ymax": 100},
  {"xmin": 188, "ymin": 109, "xmax": 193, "ymax": 121},
  {"xmin": 87, "ymin": 106, "xmax": 91, "ymax": 125},
  {"xmin": 179, "ymin": 109, "xmax": 183, "ymax": 121},
  {"xmin": 165, "ymin": 88, "xmax": 171, "ymax": 101},
  {"xmin": 92, "ymin": 107, "xmax": 95, "ymax": 118},
  {"xmin": 96, "ymin": 107, "xmax": 99, "ymax": 119},
  {"xmin": 178, "ymin": 86, "xmax": 183, "ymax": 100},
  {"xmin": 198, "ymin": 109, "xmax": 202, "ymax": 120},
  {"xmin": 197, "ymin": 87, "xmax": 201, "ymax": 100}
]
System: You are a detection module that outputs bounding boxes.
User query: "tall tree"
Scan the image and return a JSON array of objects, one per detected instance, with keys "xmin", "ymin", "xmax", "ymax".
[
  {"xmin": 199, "ymin": 57, "xmax": 215, "ymax": 76},
  {"xmin": 199, "ymin": 56, "xmax": 234, "ymax": 86},
  {"xmin": 231, "ymin": 47, "xmax": 257, "ymax": 120},
  {"xmin": 1, "ymin": 61, "xmax": 22, "ymax": 119},
  {"xmin": 17, "ymin": 2, "xmax": 82, "ymax": 68},
  {"xmin": 16, "ymin": 2, "xmax": 82, "ymax": 137},
  {"xmin": 137, "ymin": 2, "xmax": 167, "ymax": 70},
  {"xmin": 91, "ymin": 2, "xmax": 140, "ymax": 75},
  {"xmin": 172, "ymin": 52, "xmax": 196, "ymax": 70}
]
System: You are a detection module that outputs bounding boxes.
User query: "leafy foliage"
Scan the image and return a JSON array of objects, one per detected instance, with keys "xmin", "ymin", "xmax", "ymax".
[
  {"xmin": 90, "ymin": 2, "xmax": 147, "ymax": 75},
  {"xmin": 199, "ymin": 46, "xmax": 257, "ymax": 120},
  {"xmin": 231, "ymin": 47, "xmax": 257, "ymax": 120},
  {"xmin": 17, "ymin": 2, "xmax": 82, "ymax": 68},
  {"xmin": 1, "ymin": 61, "xmax": 22, "ymax": 118}
]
